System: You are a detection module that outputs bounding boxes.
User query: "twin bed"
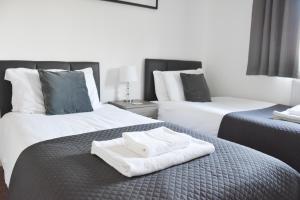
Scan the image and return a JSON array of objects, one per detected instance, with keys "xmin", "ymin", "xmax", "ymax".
[
  {"xmin": 0, "ymin": 60, "xmax": 299, "ymax": 200},
  {"xmin": 144, "ymin": 59, "xmax": 274, "ymax": 135},
  {"xmin": 144, "ymin": 59, "xmax": 300, "ymax": 172},
  {"xmin": 155, "ymin": 97, "xmax": 274, "ymax": 135}
]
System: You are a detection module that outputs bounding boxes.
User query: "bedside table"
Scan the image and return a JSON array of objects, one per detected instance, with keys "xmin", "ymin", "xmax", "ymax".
[{"xmin": 109, "ymin": 100, "xmax": 158, "ymax": 119}]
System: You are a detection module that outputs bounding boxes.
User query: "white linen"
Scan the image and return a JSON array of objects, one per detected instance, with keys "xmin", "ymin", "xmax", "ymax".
[
  {"xmin": 286, "ymin": 105, "xmax": 300, "ymax": 116},
  {"xmin": 122, "ymin": 127, "xmax": 191, "ymax": 157},
  {"xmin": 153, "ymin": 71, "xmax": 170, "ymax": 101},
  {"xmin": 91, "ymin": 137, "xmax": 215, "ymax": 177},
  {"xmin": 4, "ymin": 67, "xmax": 101, "ymax": 113},
  {"xmin": 76, "ymin": 68, "xmax": 101, "ymax": 110},
  {"xmin": 157, "ymin": 97, "xmax": 275, "ymax": 136},
  {"xmin": 162, "ymin": 68, "xmax": 203, "ymax": 101},
  {"xmin": 5, "ymin": 68, "xmax": 46, "ymax": 114},
  {"xmin": 0, "ymin": 104, "xmax": 157, "ymax": 186},
  {"xmin": 273, "ymin": 110, "xmax": 300, "ymax": 123}
]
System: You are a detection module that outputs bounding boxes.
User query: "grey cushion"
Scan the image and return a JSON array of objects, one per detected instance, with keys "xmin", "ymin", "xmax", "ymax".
[
  {"xmin": 38, "ymin": 70, "xmax": 93, "ymax": 115},
  {"xmin": 180, "ymin": 73, "xmax": 211, "ymax": 102}
]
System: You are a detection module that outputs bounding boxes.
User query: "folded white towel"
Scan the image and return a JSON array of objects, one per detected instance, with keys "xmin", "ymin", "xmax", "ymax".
[
  {"xmin": 287, "ymin": 105, "xmax": 300, "ymax": 116},
  {"xmin": 91, "ymin": 138, "xmax": 215, "ymax": 177},
  {"xmin": 273, "ymin": 110, "xmax": 300, "ymax": 124},
  {"xmin": 122, "ymin": 127, "xmax": 191, "ymax": 157}
]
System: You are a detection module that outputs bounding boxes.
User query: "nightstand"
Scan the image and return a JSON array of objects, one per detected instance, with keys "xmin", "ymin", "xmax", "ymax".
[{"xmin": 109, "ymin": 100, "xmax": 158, "ymax": 119}]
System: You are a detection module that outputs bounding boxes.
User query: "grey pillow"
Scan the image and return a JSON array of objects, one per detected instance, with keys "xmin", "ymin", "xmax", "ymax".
[
  {"xmin": 180, "ymin": 73, "xmax": 211, "ymax": 102},
  {"xmin": 38, "ymin": 70, "xmax": 93, "ymax": 115}
]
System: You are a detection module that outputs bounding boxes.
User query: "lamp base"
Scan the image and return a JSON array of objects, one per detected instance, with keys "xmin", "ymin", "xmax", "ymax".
[
  {"xmin": 125, "ymin": 82, "xmax": 131, "ymax": 103},
  {"xmin": 123, "ymin": 99, "xmax": 143, "ymax": 105},
  {"xmin": 123, "ymin": 99, "xmax": 132, "ymax": 103}
]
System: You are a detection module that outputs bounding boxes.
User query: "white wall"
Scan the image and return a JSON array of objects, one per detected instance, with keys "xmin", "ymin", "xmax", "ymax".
[
  {"xmin": 200, "ymin": 0, "xmax": 293, "ymax": 105},
  {"xmin": 0, "ymin": 0, "xmax": 294, "ymax": 104},
  {"xmin": 0, "ymin": 0, "xmax": 202, "ymax": 102}
]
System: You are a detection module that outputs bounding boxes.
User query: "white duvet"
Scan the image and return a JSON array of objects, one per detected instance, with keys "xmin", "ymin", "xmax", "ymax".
[
  {"xmin": 157, "ymin": 97, "xmax": 275, "ymax": 136},
  {"xmin": 0, "ymin": 104, "xmax": 157, "ymax": 186}
]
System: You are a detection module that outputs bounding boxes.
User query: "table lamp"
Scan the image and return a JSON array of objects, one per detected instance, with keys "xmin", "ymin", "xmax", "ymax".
[{"xmin": 119, "ymin": 66, "xmax": 138, "ymax": 103}]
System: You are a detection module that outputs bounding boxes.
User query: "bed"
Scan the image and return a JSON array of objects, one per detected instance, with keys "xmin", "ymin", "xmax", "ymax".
[
  {"xmin": 156, "ymin": 97, "xmax": 275, "ymax": 135},
  {"xmin": 144, "ymin": 59, "xmax": 275, "ymax": 135},
  {"xmin": 144, "ymin": 58, "xmax": 300, "ymax": 172},
  {"xmin": 218, "ymin": 105, "xmax": 300, "ymax": 172},
  {"xmin": 0, "ymin": 60, "xmax": 299, "ymax": 200}
]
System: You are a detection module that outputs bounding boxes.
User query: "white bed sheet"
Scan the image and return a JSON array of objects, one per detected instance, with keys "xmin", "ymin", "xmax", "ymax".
[
  {"xmin": 157, "ymin": 97, "xmax": 275, "ymax": 136},
  {"xmin": 0, "ymin": 104, "xmax": 157, "ymax": 186}
]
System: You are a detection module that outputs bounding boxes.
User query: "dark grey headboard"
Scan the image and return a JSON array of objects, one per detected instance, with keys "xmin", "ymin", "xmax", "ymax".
[
  {"xmin": 0, "ymin": 61, "xmax": 100, "ymax": 117},
  {"xmin": 144, "ymin": 59, "xmax": 202, "ymax": 101}
]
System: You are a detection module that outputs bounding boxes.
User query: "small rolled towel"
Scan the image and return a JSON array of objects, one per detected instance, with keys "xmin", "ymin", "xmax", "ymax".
[{"xmin": 122, "ymin": 127, "xmax": 191, "ymax": 157}]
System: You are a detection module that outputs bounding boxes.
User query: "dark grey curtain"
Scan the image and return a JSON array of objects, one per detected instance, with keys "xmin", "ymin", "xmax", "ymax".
[{"xmin": 247, "ymin": 0, "xmax": 300, "ymax": 78}]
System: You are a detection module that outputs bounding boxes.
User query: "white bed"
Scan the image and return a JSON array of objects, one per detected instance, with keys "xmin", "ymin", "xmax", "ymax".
[
  {"xmin": 0, "ymin": 104, "xmax": 157, "ymax": 186},
  {"xmin": 157, "ymin": 97, "xmax": 275, "ymax": 136}
]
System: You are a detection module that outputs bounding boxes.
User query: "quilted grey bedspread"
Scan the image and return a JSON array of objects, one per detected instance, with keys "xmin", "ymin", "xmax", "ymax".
[
  {"xmin": 218, "ymin": 105, "xmax": 300, "ymax": 172},
  {"xmin": 9, "ymin": 122, "xmax": 299, "ymax": 200}
]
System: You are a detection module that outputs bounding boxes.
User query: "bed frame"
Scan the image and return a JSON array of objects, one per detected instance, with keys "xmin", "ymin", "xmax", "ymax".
[
  {"xmin": 144, "ymin": 59, "xmax": 202, "ymax": 101},
  {"xmin": 0, "ymin": 61, "xmax": 100, "ymax": 117}
]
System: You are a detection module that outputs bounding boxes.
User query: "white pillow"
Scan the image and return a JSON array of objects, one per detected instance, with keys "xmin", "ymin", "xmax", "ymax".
[
  {"xmin": 153, "ymin": 71, "xmax": 170, "ymax": 101},
  {"xmin": 5, "ymin": 68, "xmax": 46, "ymax": 114},
  {"xmin": 76, "ymin": 68, "xmax": 101, "ymax": 110},
  {"xmin": 162, "ymin": 68, "xmax": 203, "ymax": 101},
  {"xmin": 5, "ymin": 67, "xmax": 101, "ymax": 114}
]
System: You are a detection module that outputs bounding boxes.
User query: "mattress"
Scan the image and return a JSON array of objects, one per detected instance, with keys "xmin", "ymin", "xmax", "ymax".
[
  {"xmin": 0, "ymin": 104, "xmax": 157, "ymax": 185},
  {"xmin": 9, "ymin": 122, "xmax": 299, "ymax": 200},
  {"xmin": 157, "ymin": 97, "xmax": 275, "ymax": 136}
]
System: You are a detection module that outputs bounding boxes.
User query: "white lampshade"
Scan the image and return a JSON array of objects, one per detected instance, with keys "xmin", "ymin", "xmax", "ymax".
[{"xmin": 119, "ymin": 66, "xmax": 138, "ymax": 83}]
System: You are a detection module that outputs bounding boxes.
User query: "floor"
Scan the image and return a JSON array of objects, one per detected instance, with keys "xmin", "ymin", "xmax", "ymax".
[{"xmin": 0, "ymin": 168, "xmax": 8, "ymax": 200}]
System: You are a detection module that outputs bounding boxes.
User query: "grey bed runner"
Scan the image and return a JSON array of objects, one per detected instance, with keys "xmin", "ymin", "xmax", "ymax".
[
  {"xmin": 9, "ymin": 122, "xmax": 299, "ymax": 200},
  {"xmin": 219, "ymin": 105, "xmax": 300, "ymax": 172}
]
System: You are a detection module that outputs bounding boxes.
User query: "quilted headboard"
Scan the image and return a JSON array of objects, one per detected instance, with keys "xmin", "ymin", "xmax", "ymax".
[
  {"xmin": 144, "ymin": 59, "xmax": 202, "ymax": 101},
  {"xmin": 0, "ymin": 61, "xmax": 100, "ymax": 117}
]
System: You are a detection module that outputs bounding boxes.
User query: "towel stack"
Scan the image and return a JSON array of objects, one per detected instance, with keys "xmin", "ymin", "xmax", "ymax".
[
  {"xmin": 91, "ymin": 127, "xmax": 215, "ymax": 177},
  {"xmin": 273, "ymin": 105, "xmax": 300, "ymax": 123}
]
